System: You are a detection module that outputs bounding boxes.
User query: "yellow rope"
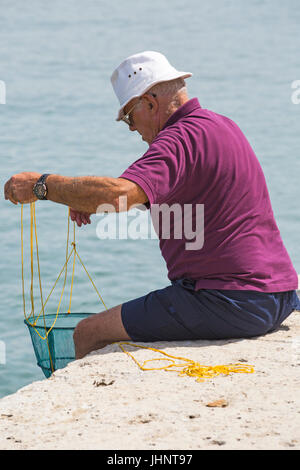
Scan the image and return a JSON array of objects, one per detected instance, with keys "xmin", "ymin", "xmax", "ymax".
[
  {"xmin": 22, "ymin": 205, "xmax": 75, "ymax": 337},
  {"xmin": 116, "ymin": 342, "xmax": 254, "ymax": 382},
  {"xmin": 74, "ymin": 248, "xmax": 108, "ymax": 310},
  {"xmin": 33, "ymin": 202, "xmax": 52, "ymax": 369},
  {"xmin": 29, "ymin": 202, "xmax": 35, "ymax": 319},
  {"xmin": 64, "ymin": 207, "xmax": 70, "ymax": 312},
  {"xmin": 67, "ymin": 221, "xmax": 76, "ymax": 314},
  {"xmin": 21, "ymin": 203, "xmax": 107, "ymax": 373},
  {"xmin": 21, "ymin": 205, "xmax": 26, "ymax": 319},
  {"xmin": 22, "ymin": 203, "xmax": 54, "ymax": 371}
]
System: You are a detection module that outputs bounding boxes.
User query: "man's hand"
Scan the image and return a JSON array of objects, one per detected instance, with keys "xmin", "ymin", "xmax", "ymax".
[
  {"xmin": 70, "ymin": 208, "xmax": 91, "ymax": 227},
  {"xmin": 4, "ymin": 172, "xmax": 41, "ymax": 205}
]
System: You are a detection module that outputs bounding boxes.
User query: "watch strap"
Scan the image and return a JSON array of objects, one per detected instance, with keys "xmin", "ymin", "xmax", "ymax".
[{"xmin": 39, "ymin": 173, "xmax": 50, "ymax": 185}]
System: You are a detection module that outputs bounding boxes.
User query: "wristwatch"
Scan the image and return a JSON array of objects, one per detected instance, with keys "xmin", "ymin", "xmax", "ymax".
[{"xmin": 33, "ymin": 174, "xmax": 51, "ymax": 200}]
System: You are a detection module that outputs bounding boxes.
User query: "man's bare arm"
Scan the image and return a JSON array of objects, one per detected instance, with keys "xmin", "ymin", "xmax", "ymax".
[
  {"xmin": 4, "ymin": 172, "xmax": 148, "ymax": 213},
  {"xmin": 46, "ymin": 175, "xmax": 148, "ymax": 213}
]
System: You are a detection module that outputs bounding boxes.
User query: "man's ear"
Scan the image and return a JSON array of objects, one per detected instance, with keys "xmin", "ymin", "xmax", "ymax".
[{"xmin": 143, "ymin": 93, "xmax": 158, "ymax": 112}]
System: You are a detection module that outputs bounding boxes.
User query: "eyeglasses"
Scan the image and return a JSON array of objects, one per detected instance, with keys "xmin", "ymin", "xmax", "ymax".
[
  {"xmin": 121, "ymin": 99, "xmax": 141, "ymax": 126},
  {"xmin": 121, "ymin": 93, "xmax": 156, "ymax": 126}
]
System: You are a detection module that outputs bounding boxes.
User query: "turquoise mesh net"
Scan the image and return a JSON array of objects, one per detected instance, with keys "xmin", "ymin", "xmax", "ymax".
[{"xmin": 24, "ymin": 313, "xmax": 94, "ymax": 377}]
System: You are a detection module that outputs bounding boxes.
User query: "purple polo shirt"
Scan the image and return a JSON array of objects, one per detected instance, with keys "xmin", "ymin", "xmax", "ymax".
[{"xmin": 119, "ymin": 98, "xmax": 298, "ymax": 292}]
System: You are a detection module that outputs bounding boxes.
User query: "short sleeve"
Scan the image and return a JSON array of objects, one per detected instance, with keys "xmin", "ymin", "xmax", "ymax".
[{"xmin": 119, "ymin": 133, "xmax": 188, "ymax": 205}]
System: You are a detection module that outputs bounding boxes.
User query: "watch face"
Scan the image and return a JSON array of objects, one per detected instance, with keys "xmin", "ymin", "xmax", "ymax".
[{"xmin": 34, "ymin": 182, "xmax": 47, "ymax": 199}]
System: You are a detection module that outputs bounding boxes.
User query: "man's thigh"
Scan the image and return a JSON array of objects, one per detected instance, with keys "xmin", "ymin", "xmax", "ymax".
[{"xmin": 120, "ymin": 282, "xmax": 298, "ymax": 342}]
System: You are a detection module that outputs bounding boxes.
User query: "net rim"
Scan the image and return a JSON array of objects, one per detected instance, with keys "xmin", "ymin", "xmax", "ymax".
[{"xmin": 24, "ymin": 312, "xmax": 95, "ymax": 330}]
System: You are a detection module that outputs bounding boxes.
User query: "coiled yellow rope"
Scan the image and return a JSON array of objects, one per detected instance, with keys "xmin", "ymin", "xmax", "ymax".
[{"xmin": 116, "ymin": 342, "xmax": 254, "ymax": 382}]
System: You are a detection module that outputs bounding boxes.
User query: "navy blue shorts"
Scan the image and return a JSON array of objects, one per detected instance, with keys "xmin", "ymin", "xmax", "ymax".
[{"xmin": 121, "ymin": 279, "xmax": 300, "ymax": 342}]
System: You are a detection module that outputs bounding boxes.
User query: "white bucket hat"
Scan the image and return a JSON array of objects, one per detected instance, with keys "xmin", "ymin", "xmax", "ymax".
[{"xmin": 111, "ymin": 51, "xmax": 192, "ymax": 121}]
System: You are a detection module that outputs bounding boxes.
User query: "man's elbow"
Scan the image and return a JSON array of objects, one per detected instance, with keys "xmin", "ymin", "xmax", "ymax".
[{"xmin": 113, "ymin": 178, "xmax": 148, "ymax": 212}]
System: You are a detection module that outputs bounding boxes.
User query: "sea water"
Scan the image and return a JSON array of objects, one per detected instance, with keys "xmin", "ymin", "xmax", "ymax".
[{"xmin": 0, "ymin": 0, "xmax": 299, "ymax": 398}]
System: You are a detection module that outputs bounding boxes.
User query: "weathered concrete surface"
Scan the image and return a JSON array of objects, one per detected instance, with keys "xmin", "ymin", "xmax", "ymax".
[{"xmin": 0, "ymin": 305, "xmax": 299, "ymax": 450}]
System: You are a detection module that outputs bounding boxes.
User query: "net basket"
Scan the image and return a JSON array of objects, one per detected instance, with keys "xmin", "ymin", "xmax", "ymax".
[{"xmin": 24, "ymin": 313, "xmax": 95, "ymax": 378}]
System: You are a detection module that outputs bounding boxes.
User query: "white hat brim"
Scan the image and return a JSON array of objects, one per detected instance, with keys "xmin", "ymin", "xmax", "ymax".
[{"xmin": 116, "ymin": 71, "xmax": 192, "ymax": 121}]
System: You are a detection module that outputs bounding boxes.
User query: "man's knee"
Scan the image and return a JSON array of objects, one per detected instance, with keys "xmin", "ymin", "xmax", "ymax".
[
  {"xmin": 72, "ymin": 304, "xmax": 130, "ymax": 359},
  {"xmin": 73, "ymin": 317, "xmax": 90, "ymax": 351},
  {"xmin": 73, "ymin": 320, "xmax": 109, "ymax": 359}
]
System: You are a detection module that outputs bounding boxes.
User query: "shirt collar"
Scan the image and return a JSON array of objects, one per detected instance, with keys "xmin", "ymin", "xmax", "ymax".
[{"xmin": 162, "ymin": 98, "xmax": 201, "ymax": 130}]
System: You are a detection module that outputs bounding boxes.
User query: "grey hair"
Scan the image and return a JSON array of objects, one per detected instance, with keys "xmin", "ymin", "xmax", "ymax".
[
  {"xmin": 149, "ymin": 77, "xmax": 187, "ymax": 97},
  {"xmin": 147, "ymin": 77, "xmax": 188, "ymax": 115},
  {"xmin": 133, "ymin": 77, "xmax": 188, "ymax": 116}
]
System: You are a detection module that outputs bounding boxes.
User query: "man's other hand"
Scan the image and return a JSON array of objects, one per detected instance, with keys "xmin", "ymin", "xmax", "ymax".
[{"xmin": 70, "ymin": 208, "xmax": 91, "ymax": 227}]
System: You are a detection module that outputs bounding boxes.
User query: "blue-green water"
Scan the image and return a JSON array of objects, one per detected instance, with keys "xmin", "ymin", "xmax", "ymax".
[{"xmin": 0, "ymin": 0, "xmax": 299, "ymax": 398}]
